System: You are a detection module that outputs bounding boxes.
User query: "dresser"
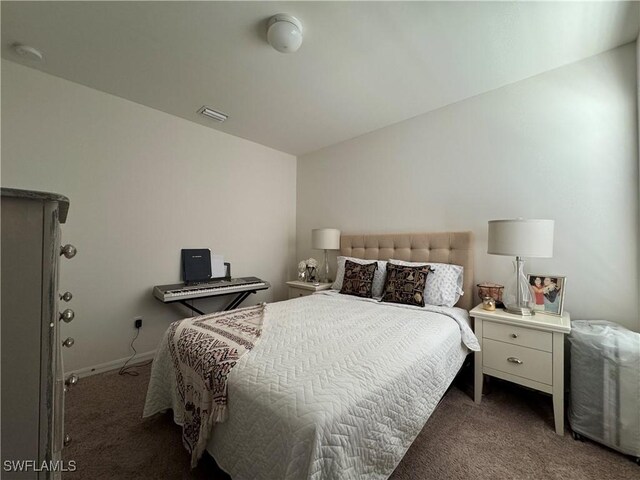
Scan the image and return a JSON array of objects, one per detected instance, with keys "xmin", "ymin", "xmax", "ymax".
[
  {"xmin": 471, "ymin": 304, "xmax": 571, "ymax": 435},
  {"xmin": 286, "ymin": 280, "xmax": 333, "ymax": 299},
  {"xmin": 1, "ymin": 188, "xmax": 77, "ymax": 478}
]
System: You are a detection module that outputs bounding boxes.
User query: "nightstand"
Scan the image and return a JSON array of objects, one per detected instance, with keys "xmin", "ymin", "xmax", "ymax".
[
  {"xmin": 471, "ymin": 304, "xmax": 571, "ymax": 435},
  {"xmin": 286, "ymin": 281, "xmax": 333, "ymax": 299}
]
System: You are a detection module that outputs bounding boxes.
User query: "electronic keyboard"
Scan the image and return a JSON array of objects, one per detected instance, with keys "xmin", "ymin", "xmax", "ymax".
[{"xmin": 153, "ymin": 276, "xmax": 270, "ymax": 303}]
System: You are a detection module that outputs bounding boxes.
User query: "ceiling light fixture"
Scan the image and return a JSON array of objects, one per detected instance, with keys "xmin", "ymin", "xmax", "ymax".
[
  {"xmin": 267, "ymin": 14, "xmax": 303, "ymax": 53},
  {"xmin": 13, "ymin": 43, "xmax": 43, "ymax": 62},
  {"xmin": 198, "ymin": 106, "xmax": 228, "ymax": 123}
]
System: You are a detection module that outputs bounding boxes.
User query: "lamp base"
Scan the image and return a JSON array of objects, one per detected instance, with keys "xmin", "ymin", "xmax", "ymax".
[
  {"xmin": 319, "ymin": 249, "xmax": 330, "ymax": 283},
  {"xmin": 501, "ymin": 256, "xmax": 535, "ymax": 317},
  {"xmin": 504, "ymin": 305, "xmax": 535, "ymax": 316}
]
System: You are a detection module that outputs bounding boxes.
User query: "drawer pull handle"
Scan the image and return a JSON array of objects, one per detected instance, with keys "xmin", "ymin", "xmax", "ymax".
[
  {"xmin": 511, "ymin": 333, "xmax": 518, "ymax": 338},
  {"xmin": 60, "ymin": 244, "xmax": 77, "ymax": 259},
  {"xmin": 65, "ymin": 374, "xmax": 79, "ymax": 387},
  {"xmin": 507, "ymin": 357, "xmax": 523, "ymax": 365},
  {"xmin": 59, "ymin": 309, "xmax": 75, "ymax": 323},
  {"xmin": 60, "ymin": 291, "xmax": 73, "ymax": 302}
]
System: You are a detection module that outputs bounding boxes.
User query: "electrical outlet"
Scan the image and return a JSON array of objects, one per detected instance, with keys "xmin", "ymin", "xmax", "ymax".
[{"xmin": 134, "ymin": 317, "xmax": 142, "ymax": 329}]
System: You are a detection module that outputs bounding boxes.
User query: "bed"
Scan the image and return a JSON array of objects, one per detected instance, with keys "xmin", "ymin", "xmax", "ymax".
[{"xmin": 144, "ymin": 231, "xmax": 479, "ymax": 479}]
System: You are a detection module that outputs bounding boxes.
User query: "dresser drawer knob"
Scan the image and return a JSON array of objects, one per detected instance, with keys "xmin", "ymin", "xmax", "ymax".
[
  {"xmin": 59, "ymin": 309, "xmax": 75, "ymax": 323},
  {"xmin": 507, "ymin": 357, "xmax": 523, "ymax": 365},
  {"xmin": 65, "ymin": 374, "xmax": 79, "ymax": 387},
  {"xmin": 511, "ymin": 333, "xmax": 518, "ymax": 338},
  {"xmin": 60, "ymin": 291, "xmax": 73, "ymax": 302},
  {"xmin": 63, "ymin": 434, "xmax": 72, "ymax": 447},
  {"xmin": 60, "ymin": 244, "xmax": 77, "ymax": 259},
  {"xmin": 62, "ymin": 337, "xmax": 75, "ymax": 348}
]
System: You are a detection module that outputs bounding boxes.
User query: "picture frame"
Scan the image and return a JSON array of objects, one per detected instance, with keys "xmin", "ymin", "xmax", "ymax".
[{"xmin": 527, "ymin": 274, "xmax": 566, "ymax": 316}]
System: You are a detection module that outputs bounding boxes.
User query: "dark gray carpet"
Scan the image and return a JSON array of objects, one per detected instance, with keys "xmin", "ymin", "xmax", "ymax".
[{"xmin": 63, "ymin": 363, "xmax": 638, "ymax": 479}]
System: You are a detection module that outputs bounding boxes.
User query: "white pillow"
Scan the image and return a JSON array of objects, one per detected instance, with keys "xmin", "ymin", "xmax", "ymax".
[
  {"xmin": 388, "ymin": 259, "xmax": 464, "ymax": 307},
  {"xmin": 333, "ymin": 256, "xmax": 387, "ymax": 297}
]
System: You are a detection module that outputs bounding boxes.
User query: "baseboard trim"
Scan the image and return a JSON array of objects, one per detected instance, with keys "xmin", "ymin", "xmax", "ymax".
[{"xmin": 70, "ymin": 350, "xmax": 156, "ymax": 378}]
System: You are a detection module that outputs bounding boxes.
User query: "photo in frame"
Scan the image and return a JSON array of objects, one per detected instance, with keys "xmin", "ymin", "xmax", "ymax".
[{"xmin": 527, "ymin": 274, "xmax": 566, "ymax": 316}]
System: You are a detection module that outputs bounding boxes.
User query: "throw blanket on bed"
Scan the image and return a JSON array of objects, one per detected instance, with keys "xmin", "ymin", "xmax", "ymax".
[{"xmin": 167, "ymin": 303, "xmax": 265, "ymax": 467}]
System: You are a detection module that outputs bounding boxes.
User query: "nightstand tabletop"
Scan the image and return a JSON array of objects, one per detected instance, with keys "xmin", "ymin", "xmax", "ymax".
[
  {"xmin": 286, "ymin": 281, "xmax": 333, "ymax": 291},
  {"xmin": 470, "ymin": 304, "xmax": 571, "ymax": 334}
]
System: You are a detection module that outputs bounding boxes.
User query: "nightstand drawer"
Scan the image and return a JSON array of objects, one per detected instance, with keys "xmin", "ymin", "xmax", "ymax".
[
  {"xmin": 483, "ymin": 321, "xmax": 552, "ymax": 352},
  {"xmin": 286, "ymin": 281, "xmax": 332, "ymax": 300},
  {"xmin": 483, "ymin": 338, "xmax": 552, "ymax": 385},
  {"xmin": 288, "ymin": 287, "xmax": 313, "ymax": 299}
]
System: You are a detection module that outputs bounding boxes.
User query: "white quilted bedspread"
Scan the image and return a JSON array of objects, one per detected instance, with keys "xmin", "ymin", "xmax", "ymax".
[{"xmin": 144, "ymin": 291, "xmax": 479, "ymax": 480}]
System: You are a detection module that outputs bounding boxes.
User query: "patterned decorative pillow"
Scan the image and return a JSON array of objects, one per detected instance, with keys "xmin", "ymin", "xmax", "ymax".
[
  {"xmin": 389, "ymin": 260, "xmax": 464, "ymax": 307},
  {"xmin": 340, "ymin": 260, "xmax": 378, "ymax": 298},
  {"xmin": 333, "ymin": 256, "xmax": 387, "ymax": 297},
  {"xmin": 381, "ymin": 263, "xmax": 433, "ymax": 307}
]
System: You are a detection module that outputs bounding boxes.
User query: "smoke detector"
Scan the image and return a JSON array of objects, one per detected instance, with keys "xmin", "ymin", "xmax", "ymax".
[{"xmin": 267, "ymin": 14, "xmax": 303, "ymax": 53}]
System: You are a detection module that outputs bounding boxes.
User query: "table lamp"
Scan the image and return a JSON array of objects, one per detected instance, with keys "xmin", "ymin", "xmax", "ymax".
[
  {"xmin": 487, "ymin": 219, "xmax": 554, "ymax": 316},
  {"xmin": 312, "ymin": 228, "xmax": 341, "ymax": 283}
]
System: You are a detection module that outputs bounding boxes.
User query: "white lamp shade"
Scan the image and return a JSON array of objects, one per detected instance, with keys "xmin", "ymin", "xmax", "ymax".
[
  {"xmin": 312, "ymin": 228, "xmax": 341, "ymax": 250},
  {"xmin": 488, "ymin": 219, "xmax": 554, "ymax": 258}
]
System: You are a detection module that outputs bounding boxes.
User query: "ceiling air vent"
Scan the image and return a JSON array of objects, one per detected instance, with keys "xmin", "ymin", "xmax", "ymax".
[{"xmin": 198, "ymin": 106, "xmax": 228, "ymax": 123}]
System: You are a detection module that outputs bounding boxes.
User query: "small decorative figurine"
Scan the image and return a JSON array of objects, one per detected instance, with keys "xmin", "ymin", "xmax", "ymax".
[{"xmin": 482, "ymin": 296, "xmax": 496, "ymax": 311}]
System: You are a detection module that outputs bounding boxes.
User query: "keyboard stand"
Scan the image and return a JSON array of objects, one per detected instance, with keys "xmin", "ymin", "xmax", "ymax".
[
  {"xmin": 224, "ymin": 290, "xmax": 256, "ymax": 310},
  {"xmin": 178, "ymin": 289, "xmax": 258, "ymax": 315}
]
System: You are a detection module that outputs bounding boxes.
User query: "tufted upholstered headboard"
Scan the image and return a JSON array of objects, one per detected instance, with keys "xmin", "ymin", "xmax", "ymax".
[{"xmin": 340, "ymin": 231, "xmax": 474, "ymax": 311}]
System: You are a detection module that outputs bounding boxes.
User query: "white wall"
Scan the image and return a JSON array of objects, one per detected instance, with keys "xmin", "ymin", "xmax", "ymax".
[
  {"xmin": 1, "ymin": 60, "xmax": 297, "ymax": 373},
  {"xmin": 297, "ymin": 44, "xmax": 639, "ymax": 331}
]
